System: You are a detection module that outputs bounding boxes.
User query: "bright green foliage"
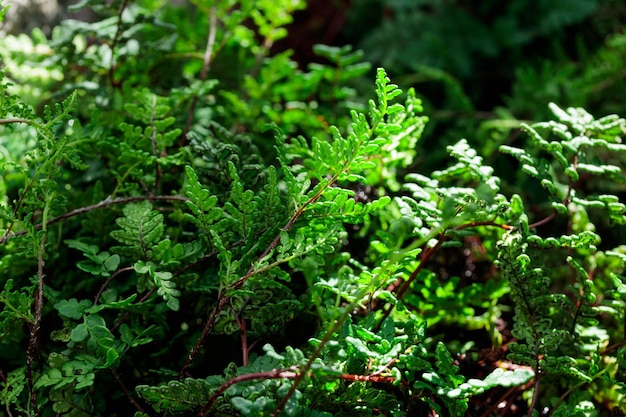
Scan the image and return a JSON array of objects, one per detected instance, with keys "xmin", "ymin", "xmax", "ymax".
[
  {"xmin": 66, "ymin": 239, "xmax": 121, "ymax": 277},
  {"xmin": 493, "ymin": 105, "xmax": 626, "ymax": 413},
  {"xmin": 501, "ymin": 103, "xmax": 626, "ymax": 222},
  {"xmin": 1, "ymin": 1, "xmax": 626, "ymax": 417}
]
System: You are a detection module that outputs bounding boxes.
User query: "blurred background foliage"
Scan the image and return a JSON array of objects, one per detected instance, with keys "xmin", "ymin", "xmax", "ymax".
[
  {"xmin": 4, "ymin": 0, "xmax": 625, "ymax": 164},
  {"xmin": 277, "ymin": 0, "xmax": 626, "ymax": 171}
]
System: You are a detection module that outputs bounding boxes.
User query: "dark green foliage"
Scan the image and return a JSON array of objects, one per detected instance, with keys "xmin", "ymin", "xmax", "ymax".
[
  {"xmin": 343, "ymin": 0, "xmax": 602, "ymax": 102},
  {"xmin": 1, "ymin": 1, "xmax": 626, "ymax": 416}
]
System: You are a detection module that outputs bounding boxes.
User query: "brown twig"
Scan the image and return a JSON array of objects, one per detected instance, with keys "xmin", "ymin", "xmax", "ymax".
[
  {"xmin": 234, "ymin": 306, "xmax": 249, "ymax": 366},
  {"xmin": 197, "ymin": 365, "xmax": 401, "ymax": 417},
  {"xmin": 339, "ymin": 373, "xmax": 398, "ymax": 384},
  {"xmin": 527, "ymin": 374, "xmax": 541, "ymax": 417},
  {"xmin": 373, "ymin": 233, "xmax": 447, "ymax": 333},
  {"xmin": 111, "ymin": 368, "xmax": 150, "ymax": 415},
  {"xmin": 178, "ymin": 180, "xmax": 328, "ymax": 377},
  {"xmin": 600, "ymin": 340, "xmax": 626, "ymax": 355},
  {"xmin": 0, "ymin": 195, "xmax": 188, "ymax": 245},
  {"xmin": 25, "ymin": 202, "xmax": 50, "ymax": 417},
  {"xmin": 197, "ymin": 368, "xmax": 299, "ymax": 417},
  {"xmin": 94, "ymin": 266, "xmax": 135, "ymax": 305},
  {"xmin": 478, "ymin": 385, "xmax": 519, "ymax": 417}
]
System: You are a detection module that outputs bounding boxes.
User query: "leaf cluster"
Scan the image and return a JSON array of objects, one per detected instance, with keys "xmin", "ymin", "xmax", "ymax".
[{"xmin": 1, "ymin": 1, "xmax": 626, "ymax": 417}]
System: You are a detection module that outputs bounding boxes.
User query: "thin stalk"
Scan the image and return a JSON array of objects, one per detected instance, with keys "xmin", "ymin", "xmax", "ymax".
[
  {"xmin": 528, "ymin": 374, "xmax": 541, "ymax": 417},
  {"xmin": 198, "ymin": 369, "xmax": 299, "ymax": 417},
  {"xmin": 270, "ymin": 301, "xmax": 357, "ymax": 417},
  {"xmin": 111, "ymin": 368, "xmax": 150, "ymax": 415},
  {"xmin": 25, "ymin": 193, "xmax": 53, "ymax": 416},
  {"xmin": 0, "ymin": 195, "xmax": 187, "ymax": 244},
  {"xmin": 94, "ymin": 266, "xmax": 135, "ymax": 305},
  {"xmin": 178, "ymin": 178, "xmax": 340, "ymax": 377}
]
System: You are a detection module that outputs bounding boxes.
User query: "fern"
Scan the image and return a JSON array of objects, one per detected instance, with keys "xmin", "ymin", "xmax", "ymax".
[
  {"xmin": 2, "ymin": 1, "xmax": 626, "ymax": 416},
  {"xmin": 110, "ymin": 201, "xmax": 165, "ymax": 259}
]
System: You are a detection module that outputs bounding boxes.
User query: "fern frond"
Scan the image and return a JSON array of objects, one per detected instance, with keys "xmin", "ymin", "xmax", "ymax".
[{"xmin": 110, "ymin": 201, "xmax": 165, "ymax": 259}]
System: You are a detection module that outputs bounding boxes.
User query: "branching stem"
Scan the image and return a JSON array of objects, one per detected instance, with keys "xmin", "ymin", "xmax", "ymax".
[
  {"xmin": 25, "ymin": 193, "xmax": 53, "ymax": 417},
  {"xmin": 198, "ymin": 368, "xmax": 299, "ymax": 417},
  {"xmin": 528, "ymin": 375, "xmax": 541, "ymax": 417},
  {"xmin": 111, "ymin": 368, "xmax": 149, "ymax": 415},
  {"xmin": 94, "ymin": 266, "xmax": 135, "ymax": 305},
  {"xmin": 0, "ymin": 195, "xmax": 187, "ymax": 245},
  {"xmin": 178, "ymin": 171, "xmax": 334, "ymax": 377},
  {"xmin": 377, "ymin": 218, "xmax": 511, "ymax": 331}
]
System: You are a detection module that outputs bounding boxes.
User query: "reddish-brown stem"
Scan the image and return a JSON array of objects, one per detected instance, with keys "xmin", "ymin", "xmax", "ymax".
[
  {"xmin": 397, "ymin": 236, "xmax": 446, "ymax": 301},
  {"xmin": 197, "ymin": 368, "xmax": 299, "ymax": 417},
  {"xmin": 235, "ymin": 309, "xmax": 249, "ymax": 366},
  {"xmin": 247, "ymin": 338, "xmax": 262, "ymax": 357},
  {"xmin": 375, "ymin": 233, "xmax": 447, "ymax": 332},
  {"xmin": 370, "ymin": 356, "xmax": 400, "ymax": 377},
  {"xmin": 26, "ymin": 228, "xmax": 47, "ymax": 416},
  {"xmin": 179, "ymin": 183, "xmax": 329, "ymax": 377},
  {"xmin": 94, "ymin": 266, "xmax": 135, "ymax": 305},
  {"xmin": 111, "ymin": 368, "xmax": 149, "ymax": 415},
  {"xmin": 197, "ymin": 366, "xmax": 401, "ymax": 417},
  {"xmin": 0, "ymin": 195, "xmax": 187, "ymax": 245},
  {"xmin": 339, "ymin": 373, "xmax": 398, "ymax": 384},
  {"xmin": 527, "ymin": 374, "xmax": 541, "ymax": 417},
  {"xmin": 478, "ymin": 385, "xmax": 519, "ymax": 417},
  {"xmin": 376, "ymin": 218, "xmax": 511, "ymax": 332},
  {"xmin": 528, "ymin": 211, "xmax": 557, "ymax": 229},
  {"xmin": 179, "ymin": 294, "xmax": 229, "ymax": 378},
  {"xmin": 600, "ymin": 340, "xmax": 626, "ymax": 355}
]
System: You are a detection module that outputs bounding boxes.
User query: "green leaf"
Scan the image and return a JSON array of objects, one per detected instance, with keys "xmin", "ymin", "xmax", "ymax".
[
  {"xmin": 231, "ymin": 397, "xmax": 254, "ymax": 414},
  {"xmin": 71, "ymin": 323, "xmax": 89, "ymax": 342},
  {"xmin": 55, "ymin": 298, "xmax": 92, "ymax": 320},
  {"xmin": 111, "ymin": 201, "xmax": 165, "ymax": 258}
]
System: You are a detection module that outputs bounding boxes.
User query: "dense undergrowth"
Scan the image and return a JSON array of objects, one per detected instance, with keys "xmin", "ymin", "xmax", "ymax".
[{"xmin": 1, "ymin": 1, "xmax": 626, "ymax": 416}]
